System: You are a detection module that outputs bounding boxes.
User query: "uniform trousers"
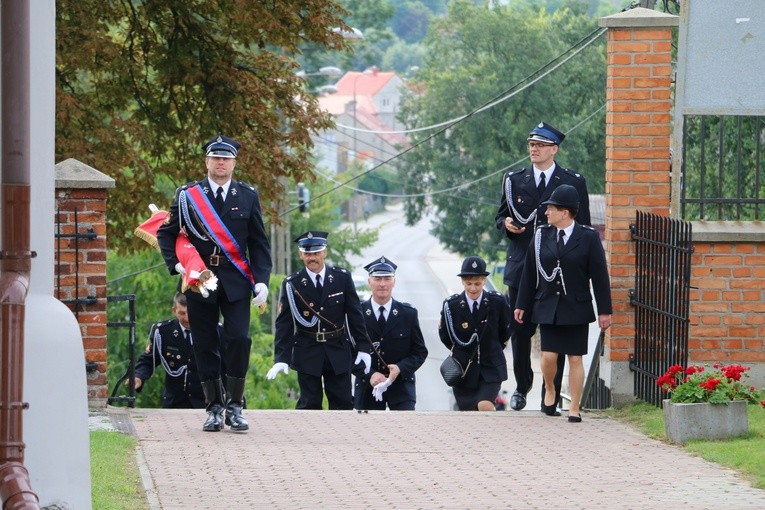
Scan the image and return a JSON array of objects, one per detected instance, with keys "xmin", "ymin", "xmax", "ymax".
[
  {"xmin": 297, "ymin": 354, "xmax": 353, "ymax": 410},
  {"xmin": 186, "ymin": 288, "xmax": 251, "ymax": 381}
]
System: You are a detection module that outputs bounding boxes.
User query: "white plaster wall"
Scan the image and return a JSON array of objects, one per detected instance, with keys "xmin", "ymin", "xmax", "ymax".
[{"xmin": 16, "ymin": 1, "xmax": 93, "ymax": 508}]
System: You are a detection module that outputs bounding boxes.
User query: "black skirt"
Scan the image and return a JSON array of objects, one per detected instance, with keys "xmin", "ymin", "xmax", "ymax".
[
  {"xmin": 539, "ymin": 323, "xmax": 589, "ymax": 355},
  {"xmin": 453, "ymin": 380, "xmax": 501, "ymax": 411}
]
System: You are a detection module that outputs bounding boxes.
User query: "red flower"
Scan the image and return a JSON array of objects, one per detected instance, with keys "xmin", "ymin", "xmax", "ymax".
[
  {"xmin": 761, "ymin": 401, "xmax": 765, "ymax": 409},
  {"xmin": 699, "ymin": 377, "xmax": 721, "ymax": 391}
]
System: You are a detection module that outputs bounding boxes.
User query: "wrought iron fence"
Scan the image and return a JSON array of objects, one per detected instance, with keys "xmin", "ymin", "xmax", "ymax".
[
  {"xmin": 681, "ymin": 115, "xmax": 765, "ymax": 220},
  {"xmin": 629, "ymin": 211, "xmax": 693, "ymax": 407}
]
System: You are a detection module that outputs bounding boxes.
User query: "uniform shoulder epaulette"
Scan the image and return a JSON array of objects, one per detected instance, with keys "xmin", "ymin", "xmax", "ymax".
[
  {"xmin": 582, "ymin": 224, "xmax": 596, "ymax": 231},
  {"xmin": 561, "ymin": 167, "xmax": 584, "ymax": 180},
  {"xmin": 331, "ymin": 266, "xmax": 349, "ymax": 274},
  {"xmin": 398, "ymin": 301, "xmax": 415, "ymax": 309},
  {"xmin": 447, "ymin": 293, "xmax": 461, "ymax": 302},
  {"xmin": 179, "ymin": 181, "xmax": 199, "ymax": 191},
  {"xmin": 487, "ymin": 290, "xmax": 502, "ymax": 296},
  {"xmin": 155, "ymin": 318, "xmax": 175, "ymax": 328},
  {"xmin": 539, "ymin": 223, "xmax": 553, "ymax": 229},
  {"xmin": 236, "ymin": 181, "xmax": 257, "ymax": 193}
]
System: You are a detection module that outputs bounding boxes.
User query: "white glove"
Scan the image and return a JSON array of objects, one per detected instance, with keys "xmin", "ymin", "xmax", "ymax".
[
  {"xmin": 355, "ymin": 352, "xmax": 372, "ymax": 375},
  {"xmin": 372, "ymin": 378, "xmax": 393, "ymax": 402},
  {"xmin": 174, "ymin": 262, "xmax": 186, "ymax": 275},
  {"xmin": 266, "ymin": 362, "xmax": 289, "ymax": 380},
  {"xmin": 251, "ymin": 283, "xmax": 269, "ymax": 307}
]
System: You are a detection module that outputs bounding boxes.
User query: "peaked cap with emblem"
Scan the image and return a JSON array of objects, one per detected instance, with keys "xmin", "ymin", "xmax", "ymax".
[
  {"xmin": 364, "ymin": 256, "xmax": 397, "ymax": 277},
  {"xmin": 203, "ymin": 134, "xmax": 240, "ymax": 158},
  {"xmin": 457, "ymin": 256, "xmax": 490, "ymax": 277},
  {"xmin": 295, "ymin": 231, "xmax": 328, "ymax": 253},
  {"xmin": 527, "ymin": 122, "xmax": 565, "ymax": 146}
]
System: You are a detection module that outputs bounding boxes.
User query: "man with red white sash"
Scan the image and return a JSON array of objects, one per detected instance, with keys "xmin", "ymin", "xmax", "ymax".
[{"xmin": 157, "ymin": 135, "xmax": 271, "ymax": 432}]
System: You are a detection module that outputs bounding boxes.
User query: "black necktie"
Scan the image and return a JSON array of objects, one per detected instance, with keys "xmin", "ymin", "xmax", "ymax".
[
  {"xmin": 184, "ymin": 329, "xmax": 192, "ymax": 344},
  {"xmin": 378, "ymin": 305, "xmax": 386, "ymax": 329},
  {"xmin": 315, "ymin": 274, "xmax": 323, "ymax": 294},
  {"xmin": 215, "ymin": 187, "xmax": 224, "ymax": 213},
  {"xmin": 471, "ymin": 300, "xmax": 478, "ymax": 317},
  {"xmin": 537, "ymin": 172, "xmax": 546, "ymax": 196},
  {"xmin": 557, "ymin": 230, "xmax": 565, "ymax": 256}
]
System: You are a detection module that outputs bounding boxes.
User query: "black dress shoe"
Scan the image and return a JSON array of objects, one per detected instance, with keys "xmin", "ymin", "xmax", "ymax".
[
  {"xmin": 568, "ymin": 414, "xmax": 582, "ymax": 423},
  {"xmin": 541, "ymin": 402, "xmax": 561, "ymax": 417},
  {"xmin": 509, "ymin": 390, "xmax": 527, "ymax": 411}
]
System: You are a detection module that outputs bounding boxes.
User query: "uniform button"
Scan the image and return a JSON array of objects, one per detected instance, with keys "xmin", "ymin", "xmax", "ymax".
[{"xmin": 556, "ymin": 292, "xmax": 560, "ymax": 295}]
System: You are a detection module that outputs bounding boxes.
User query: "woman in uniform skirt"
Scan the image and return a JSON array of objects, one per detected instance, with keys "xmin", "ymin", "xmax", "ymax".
[
  {"xmin": 513, "ymin": 185, "xmax": 612, "ymax": 422},
  {"xmin": 439, "ymin": 256, "xmax": 512, "ymax": 411}
]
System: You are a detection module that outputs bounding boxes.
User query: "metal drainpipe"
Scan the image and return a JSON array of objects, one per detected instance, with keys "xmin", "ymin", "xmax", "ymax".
[{"xmin": 0, "ymin": 1, "xmax": 41, "ymax": 508}]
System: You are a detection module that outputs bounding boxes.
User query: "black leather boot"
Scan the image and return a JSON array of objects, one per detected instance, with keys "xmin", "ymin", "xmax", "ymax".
[
  {"xmin": 225, "ymin": 376, "xmax": 249, "ymax": 432},
  {"xmin": 201, "ymin": 379, "xmax": 225, "ymax": 432}
]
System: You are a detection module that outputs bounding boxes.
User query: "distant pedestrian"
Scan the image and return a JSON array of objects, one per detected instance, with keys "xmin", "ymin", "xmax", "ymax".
[{"xmin": 438, "ymin": 256, "xmax": 511, "ymax": 411}]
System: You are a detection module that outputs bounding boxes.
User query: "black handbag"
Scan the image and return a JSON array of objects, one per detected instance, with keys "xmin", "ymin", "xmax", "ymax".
[{"xmin": 439, "ymin": 354, "xmax": 466, "ymax": 387}]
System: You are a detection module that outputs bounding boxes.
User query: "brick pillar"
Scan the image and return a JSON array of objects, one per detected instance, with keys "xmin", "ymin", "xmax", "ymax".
[
  {"xmin": 598, "ymin": 8, "xmax": 678, "ymax": 404},
  {"xmin": 54, "ymin": 158, "xmax": 115, "ymax": 408}
]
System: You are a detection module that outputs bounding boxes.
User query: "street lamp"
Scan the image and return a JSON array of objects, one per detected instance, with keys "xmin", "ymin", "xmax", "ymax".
[
  {"xmin": 295, "ymin": 66, "xmax": 343, "ymax": 79},
  {"xmin": 331, "ymin": 26, "xmax": 364, "ymax": 40}
]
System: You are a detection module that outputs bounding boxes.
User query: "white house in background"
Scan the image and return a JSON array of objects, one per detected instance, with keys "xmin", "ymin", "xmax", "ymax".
[{"xmin": 315, "ymin": 69, "xmax": 409, "ymax": 174}]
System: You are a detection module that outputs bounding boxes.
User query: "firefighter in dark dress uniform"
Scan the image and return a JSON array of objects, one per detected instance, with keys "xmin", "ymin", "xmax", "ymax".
[
  {"xmin": 132, "ymin": 293, "xmax": 204, "ymax": 408},
  {"xmin": 438, "ymin": 256, "xmax": 512, "ymax": 411},
  {"xmin": 268, "ymin": 232, "xmax": 372, "ymax": 409},
  {"xmin": 513, "ymin": 185, "xmax": 612, "ymax": 422},
  {"xmin": 494, "ymin": 122, "xmax": 591, "ymax": 413},
  {"xmin": 157, "ymin": 135, "xmax": 271, "ymax": 433},
  {"xmin": 353, "ymin": 257, "xmax": 428, "ymax": 411}
]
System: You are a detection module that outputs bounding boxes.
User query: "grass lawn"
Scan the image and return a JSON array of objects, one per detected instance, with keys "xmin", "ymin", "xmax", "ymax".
[
  {"xmin": 90, "ymin": 431, "xmax": 150, "ymax": 510},
  {"xmin": 606, "ymin": 402, "xmax": 765, "ymax": 489}
]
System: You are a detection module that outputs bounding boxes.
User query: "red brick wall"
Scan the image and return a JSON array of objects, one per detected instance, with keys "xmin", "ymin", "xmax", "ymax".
[
  {"xmin": 605, "ymin": 26, "xmax": 674, "ymax": 364},
  {"xmin": 604, "ymin": 16, "xmax": 765, "ymax": 384},
  {"xmin": 689, "ymin": 242, "xmax": 765, "ymax": 364},
  {"xmin": 55, "ymin": 188, "xmax": 109, "ymax": 407}
]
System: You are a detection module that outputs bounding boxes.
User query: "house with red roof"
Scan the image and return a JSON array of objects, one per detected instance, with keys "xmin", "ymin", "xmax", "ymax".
[{"xmin": 315, "ymin": 68, "xmax": 410, "ymax": 174}]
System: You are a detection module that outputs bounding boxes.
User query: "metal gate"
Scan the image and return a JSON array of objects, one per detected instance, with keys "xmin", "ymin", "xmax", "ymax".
[{"xmin": 629, "ymin": 211, "xmax": 693, "ymax": 407}]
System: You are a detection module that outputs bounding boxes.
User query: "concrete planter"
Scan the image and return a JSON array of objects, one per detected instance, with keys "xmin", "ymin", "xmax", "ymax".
[{"xmin": 663, "ymin": 399, "xmax": 749, "ymax": 444}]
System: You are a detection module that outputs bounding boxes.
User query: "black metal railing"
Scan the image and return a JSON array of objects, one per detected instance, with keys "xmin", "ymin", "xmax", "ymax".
[
  {"xmin": 582, "ymin": 331, "xmax": 611, "ymax": 410},
  {"xmin": 681, "ymin": 115, "xmax": 764, "ymax": 221},
  {"xmin": 629, "ymin": 211, "xmax": 693, "ymax": 407},
  {"xmin": 106, "ymin": 294, "xmax": 137, "ymax": 407}
]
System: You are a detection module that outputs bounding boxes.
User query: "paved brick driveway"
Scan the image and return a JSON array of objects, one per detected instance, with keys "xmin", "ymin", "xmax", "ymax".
[{"xmin": 120, "ymin": 408, "xmax": 765, "ymax": 510}]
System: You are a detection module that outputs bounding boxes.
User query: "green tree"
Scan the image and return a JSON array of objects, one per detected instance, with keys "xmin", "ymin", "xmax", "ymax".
[
  {"xmin": 397, "ymin": 0, "xmax": 606, "ymax": 259},
  {"xmin": 56, "ymin": 0, "xmax": 356, "ymax": 253}
]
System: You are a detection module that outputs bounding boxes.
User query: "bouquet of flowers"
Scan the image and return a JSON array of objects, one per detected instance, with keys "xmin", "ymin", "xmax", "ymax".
[{"xmin": 657, "ymin": 362, "xmax": 765, "ymax": 406}]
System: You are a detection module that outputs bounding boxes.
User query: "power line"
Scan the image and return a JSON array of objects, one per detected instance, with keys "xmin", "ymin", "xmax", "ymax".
[
  {"xmin": 292, "ymin": 25, "xmax": 607, "ymax": 215},
  {"xmin": 333, "ymin": 27, "xmax": 607, "ymax": 136}
]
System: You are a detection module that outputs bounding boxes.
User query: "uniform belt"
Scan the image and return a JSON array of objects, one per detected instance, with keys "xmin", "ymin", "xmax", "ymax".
[
  {"xmin": 205, "ymin": 254, "xmax": 231, "ymax": 267},
  {"xmin": 298, "ymin": 327, "xmax": 346, "ymax": 342}
]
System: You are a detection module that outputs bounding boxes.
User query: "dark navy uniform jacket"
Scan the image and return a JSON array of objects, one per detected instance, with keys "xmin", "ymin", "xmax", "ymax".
[
  {"xmin": 274, "ymin": 265, "xmax": 371, "ymax": 377},
  {"xmin": 134, "ymin": 318, "xmax": 205, "ymax": 409},
  {"xmin": 157, "ymin": 177, "xmax": 272, "ymax": 303},
  {"xmin": 495, "ymin": 164, "xmax": 590, "ymax": 289},
  {"xmin": 515, "ymin": 223, "xmax": 612, "ymax": 325},
  {"xmin": 354, "ymin": 298, "xmax": 428, "ymax": 408},
  {"xmin": 438, "ymin": 291, "xmax": 511, "ymax": 389}
]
